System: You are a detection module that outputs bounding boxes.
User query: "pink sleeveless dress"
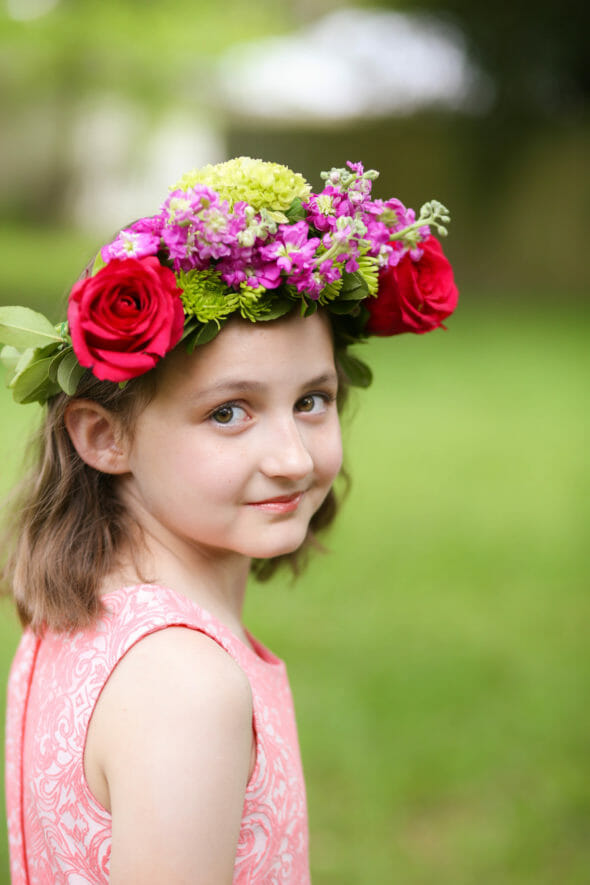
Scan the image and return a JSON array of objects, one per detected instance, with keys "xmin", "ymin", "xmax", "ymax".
[{"xmin": 5, "ymin": 584, "xmax": 310, "ymax": 884}]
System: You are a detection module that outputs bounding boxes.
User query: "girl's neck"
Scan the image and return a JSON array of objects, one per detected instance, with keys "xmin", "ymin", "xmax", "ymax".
[{"xmin": 101, "ymin": 528, "xmax": 252, "ymax": 644}]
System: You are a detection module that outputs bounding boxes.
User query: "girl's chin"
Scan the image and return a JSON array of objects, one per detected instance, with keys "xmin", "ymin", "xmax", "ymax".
[{"xmin": 241, "ymin": 531, "xmax": 309, "ymax": 561}]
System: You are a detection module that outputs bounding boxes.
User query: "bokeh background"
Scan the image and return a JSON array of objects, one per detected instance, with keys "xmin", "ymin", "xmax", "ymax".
[{"xmin": 0, "ymin": 1, "xmax": 588, "ymax": 882}]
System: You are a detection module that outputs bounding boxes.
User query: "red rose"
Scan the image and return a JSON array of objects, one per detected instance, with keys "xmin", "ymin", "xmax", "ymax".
[
  {"xmin": 67, "ymin": 257, "xmax": 185, "ymax": 382},
  {"xmin": 365, "ymin": 236, "xmax": 458, "ymax": 336}
]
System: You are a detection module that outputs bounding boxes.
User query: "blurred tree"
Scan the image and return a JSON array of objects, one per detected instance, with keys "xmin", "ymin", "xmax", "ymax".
[
  {"xmin": 374, "ymin": 0, "xmax": 589, "ymax": 119},
  {"xmin": 0, "ymin": 0, "xmax": 294, "ymax": 221}
]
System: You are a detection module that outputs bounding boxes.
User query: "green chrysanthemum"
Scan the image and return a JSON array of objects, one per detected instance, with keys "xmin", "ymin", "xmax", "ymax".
[
  {"xmin": 357, "ymin": 252, "xmax": 380, "ymax": 296},
  {"xmin": 178, "ymin": 269, "xmax": 239, "ymax": 325},
  {"xmin": 317, "ymin": 278, "xmax": 344, "ymax": 304},
  {"xmin": 236, "ymin": 285, "xmax": 270, "ymax": 322},
  {"xmin": 175, "ymin": 157, "xmax": 311, "ymax": 213}
]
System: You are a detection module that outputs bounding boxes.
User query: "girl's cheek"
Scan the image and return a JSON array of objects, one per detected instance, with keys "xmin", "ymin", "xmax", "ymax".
[{"xmin": 323, "ymin": 425, "xmax": 344, "ymax": 479}]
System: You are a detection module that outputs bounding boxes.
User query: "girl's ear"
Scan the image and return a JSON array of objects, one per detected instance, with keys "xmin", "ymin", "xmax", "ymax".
[{"xmin": 64, "ymin": 400, "xmax": 130, "ymax": 475}]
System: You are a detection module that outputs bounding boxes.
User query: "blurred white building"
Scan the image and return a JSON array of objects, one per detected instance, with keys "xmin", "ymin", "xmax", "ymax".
[{"xmin": 215, "ymin": 8, "xmax": 490, "ymax": 123}]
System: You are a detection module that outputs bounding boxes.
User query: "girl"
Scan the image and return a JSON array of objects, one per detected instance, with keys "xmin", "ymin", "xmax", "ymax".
[{"xmin": 1, "ymin": 157, "xmax": 457, "ymax": 883}]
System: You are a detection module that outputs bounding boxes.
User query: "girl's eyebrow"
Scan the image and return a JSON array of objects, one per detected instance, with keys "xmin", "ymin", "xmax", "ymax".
[{"xmin": 187, "ymin": 371, "xmax": 339, "ymax": 404}]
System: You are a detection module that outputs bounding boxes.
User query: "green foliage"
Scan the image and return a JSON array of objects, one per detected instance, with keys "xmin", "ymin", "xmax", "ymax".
[
  {"xmin": 0, "ymin": 306, "xmax": 63, "ymax": 349},
  {"xmin": 183, "ymin": 319, "xmax": 223, "ymax": 353},
  {"xmin": 0, "ymin": 0, "xmax": 292, "ymax": 109},
  {"xmin": 284, "ymin": 198, "xmax": 307, "ymax": 223},
  {"xmin": 0, "ymin": 306, "xmax": 72, "ymax": 403},
  {"xmin": 55, "ymin": 348, "xmax": 86, "ymax": 395},
  {"xmin": 338, "ymin": 271, "xmax": 369, "ymax": 301}
]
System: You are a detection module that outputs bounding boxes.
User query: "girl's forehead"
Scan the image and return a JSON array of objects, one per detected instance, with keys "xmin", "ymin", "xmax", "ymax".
[{"xmin": 158, "ymin": 311, "xmax": 336, "ymax": 395}]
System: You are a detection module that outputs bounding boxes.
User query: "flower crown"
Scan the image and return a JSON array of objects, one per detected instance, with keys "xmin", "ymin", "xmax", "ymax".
[{"xmin": 0, "ymin": 157, "xmax": 458, "ymax": 404}]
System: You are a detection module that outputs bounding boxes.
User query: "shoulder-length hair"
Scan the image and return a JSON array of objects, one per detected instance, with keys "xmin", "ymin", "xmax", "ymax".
[{"xmin": 1, "ymin": 332, "xmax": 349, "ymax": 634}]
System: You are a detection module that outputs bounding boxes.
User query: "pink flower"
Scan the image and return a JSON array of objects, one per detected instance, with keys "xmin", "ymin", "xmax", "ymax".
[
  {"xmin": 160, "ymin": 187, "xmax": 245, "ymax": 272},
  {"xmin": 259, "ymin": 222, "xmax": 319, "ymax": 273},
  {"xmin": 129, "ymin": 213, "xmax": 165, "ymax": 236},
  {"xmin": 101, "ymin": 230, "xmax": 161, "ymax": 262},
  {"xmin": 304, "ymin": 188, "xmax": 355, "ymax": 233}
]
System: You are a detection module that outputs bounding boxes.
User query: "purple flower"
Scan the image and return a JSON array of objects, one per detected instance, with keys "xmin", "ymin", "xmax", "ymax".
[
  {"xmin": 259, "ymin": 222, "xmax": 319, "ymax": 273},
  {"xmin": 288, "ymin": 267, "xmax": 323, "ymax": 298},
  {"xmin": 160, "ymin": 186, "xmax": 247, "ymax": 272},
  {"xmin": 218, "ymin": 241, "xmax": 282, "ymax": 291},
  {"xmin": 129, "ymin": 213, "xmax": 165, "ymax": 236},
  {"xmin": 160, "ymin": 224, "xmax": 198, "ymax": 272},
  {"xmin": 346, "ymin": 160, "xmax": 365, "ymax": 176},
  {"xmin": 248, "ymin": 260, "xmax": 282, "ymax": 290},
  {"xmin": 318, "ymin": 258, "xmax": 342, "ymax": 285},
  {"xmin": 304, "ymin": 187, "xmax": 356, "ymax": 233},
  {"xmin": 383, "ymin": 198, "xmax": 415, "ymax": 232},
  {"xmin": 101, "ymin": 230, "xmax": 161, "ymax": 262}
]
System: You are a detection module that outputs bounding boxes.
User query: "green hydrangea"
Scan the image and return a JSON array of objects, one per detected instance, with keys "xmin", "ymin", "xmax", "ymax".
[
  {"xmin": 177, "ymin": 269, "xmax": 239, "ymax": 325},
  {"xmin": 175, "ymin": 157, "xmax": 311, "ymax": 213}
]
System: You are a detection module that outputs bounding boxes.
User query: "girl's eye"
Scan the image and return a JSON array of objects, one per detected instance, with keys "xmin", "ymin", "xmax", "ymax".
[
  {"xmin": 295, "ymin": 393, "xmax": 331, "ymax": 414},
  {"xmin": 209, "ymin": 403, "xmax": 248, "ymax": 426}
]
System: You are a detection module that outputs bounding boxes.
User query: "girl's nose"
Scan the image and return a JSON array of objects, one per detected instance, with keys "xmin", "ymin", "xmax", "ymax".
[{"xmin": 259, "ymin": 418, "xmax": 314, "ymax": 481}]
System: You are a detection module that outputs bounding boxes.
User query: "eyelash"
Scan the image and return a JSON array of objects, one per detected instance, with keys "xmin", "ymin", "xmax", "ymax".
[
  {"xmin": 295, "ymin": 392, "xmax": 335, "ymax": 414},
  {"xmin": 208, "ymin": 391, "xmax": 336, "ymax": 427},
  {"xmin": 208, "ymin": 401, "xmax": 248, "ymax": 427}
]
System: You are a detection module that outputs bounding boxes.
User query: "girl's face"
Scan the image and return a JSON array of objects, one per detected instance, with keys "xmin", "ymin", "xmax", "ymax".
[{"xmin": 119, "ymin": 311, "xmax": 343, "ymax": 564}]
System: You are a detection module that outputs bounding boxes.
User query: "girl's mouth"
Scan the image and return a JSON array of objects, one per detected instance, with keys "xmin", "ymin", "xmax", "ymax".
[{"xmin": 246, "ymin": 492, "xmax": 304, "ymax": 514}]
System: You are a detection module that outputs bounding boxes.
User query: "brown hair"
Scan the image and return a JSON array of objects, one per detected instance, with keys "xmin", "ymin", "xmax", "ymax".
[{"xmin": 1, "ymin": 331, "xmax": 350, "ymax": 634}]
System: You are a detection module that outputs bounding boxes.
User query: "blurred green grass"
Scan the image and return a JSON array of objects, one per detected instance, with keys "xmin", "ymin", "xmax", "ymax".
[{"xmin": 0, "ymin": 269, "xmax": 588, "ymax": 881}]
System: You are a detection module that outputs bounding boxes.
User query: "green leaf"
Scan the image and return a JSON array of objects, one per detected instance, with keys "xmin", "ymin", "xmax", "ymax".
[
  {"xmin": 10, "ymin": 355, "xmax": 62, "ymax": 404},
  {"xmin": 14, "ymin": 347, "xmax": 37, "ymax": 375},
  {"xmin": 91, "ymin": 252, "xmax": 107, "ymax": 275},
  {"xmin": 258, "ymin": 299, "xmax": 294, "ymax": 321},
  {"xmin": 0, "ymin": 306, "xmax": 65, "ymax": 349},
  {"xmin": 339, "ymin": 271, "xmax": 369, "ymax": 301},
  {"xmin": 336, "ymin": 351, "xmax": 373, "ymax": 388},
  {"xmin": 185, "ymin": 321, "xmax": 221, "ymax": 352},
  {"xmin": 326, "ymin": 300, "xmax": 362, "ymax": 316},
  {"xmin": 0, "ymin": 345, "xmax": 25, "ymax": 379},
  {"xmin": 330, "ymin": 305, "xmax": 371, "ymax": 345},
  {"xmin": 180, "ymin": 318, "xmax": 200, "ymax": 342},
  {"xmin": 264, "ymin": 209, "xmax": 289, "ymax": 225},
  {"xmin": 7, "ymin": 342, "xmax": 66, "ymax": 397},
  {"xmin": 56, "ymin": 348, "xmax": 86, "ymax": 395},
  {"xmin": 284, "ymin": 197, "xmax": 306, "ymax": 223}
]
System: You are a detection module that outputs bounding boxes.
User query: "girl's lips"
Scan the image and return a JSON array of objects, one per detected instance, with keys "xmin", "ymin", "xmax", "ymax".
[{"xmin": 246, "ymin": 492, "xmax": 304, "ymax": 514}]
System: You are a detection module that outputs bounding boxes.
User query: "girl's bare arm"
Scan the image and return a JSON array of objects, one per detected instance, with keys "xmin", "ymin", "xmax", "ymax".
[{"xmin": 85, "ymin": 626, "xmax": 253, "ymax": 884}]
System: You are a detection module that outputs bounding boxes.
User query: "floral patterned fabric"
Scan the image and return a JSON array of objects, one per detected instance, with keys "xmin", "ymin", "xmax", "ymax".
[{"xmin": 5, "ymin": 584, "xmax": 310, "ymax": 883}]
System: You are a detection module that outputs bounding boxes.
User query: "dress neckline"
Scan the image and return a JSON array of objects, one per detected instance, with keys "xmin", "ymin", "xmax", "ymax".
[{"xmin": 101, "ymin": 583, "xmax": 282, "ymax": 668}]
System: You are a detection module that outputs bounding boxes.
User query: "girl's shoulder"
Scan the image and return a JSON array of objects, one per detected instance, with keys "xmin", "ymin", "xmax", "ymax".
[
  {"xmin": 85, "ymin": 599, "xmax": 255, "ymax": 882},
  {"xmin": 91, "ymin": 622, "xmax": 254, "ymax": 759},
  {"xmin": 87, "ymin": 589, "xmax": 256, "ymax": 740},
  {"xmin": 85, "ymin": 619, "xmax": 254, "ymax": 796}
]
